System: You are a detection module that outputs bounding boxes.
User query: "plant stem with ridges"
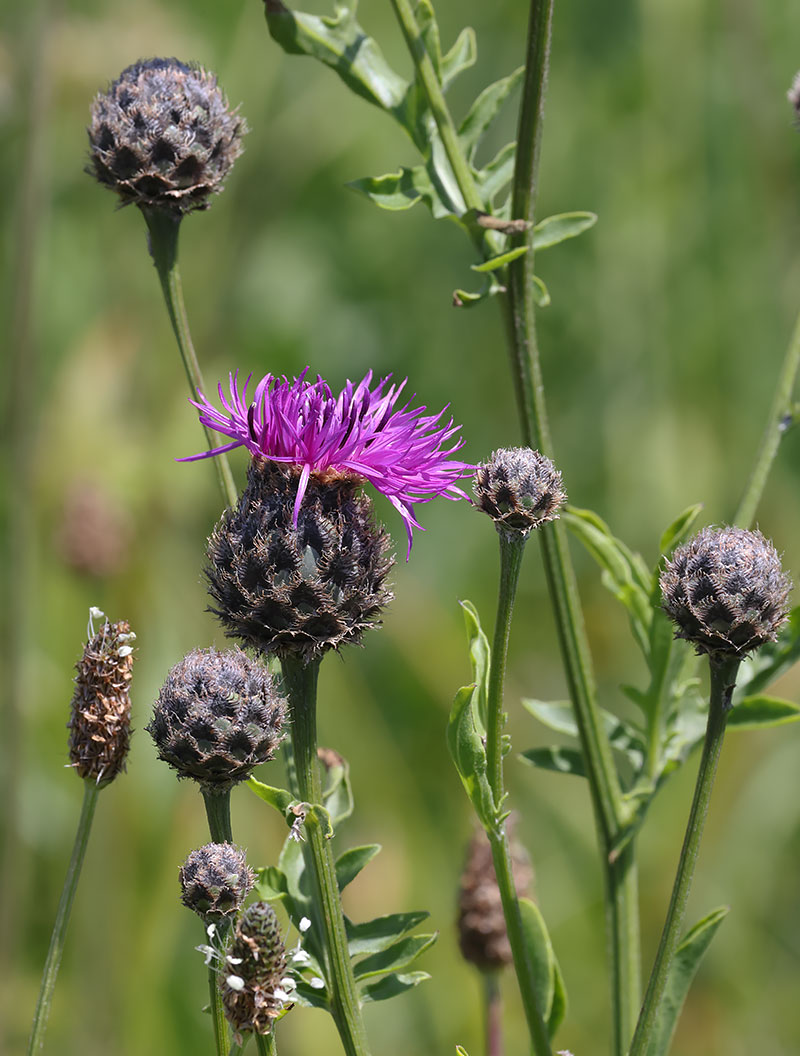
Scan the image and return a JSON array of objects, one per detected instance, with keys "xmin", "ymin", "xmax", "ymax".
[
  {"xmin": 281, "ymin": 655, "xmax": 370, "ymax": 1056},
  {"xmin": 202, "ymin": 788, "xmax": 234, "ymax": 1056}
]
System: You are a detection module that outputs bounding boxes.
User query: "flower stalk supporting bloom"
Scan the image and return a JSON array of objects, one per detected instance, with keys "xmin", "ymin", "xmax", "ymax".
[
  {"xmin": 183, "ymin": 369, "xmax": 472, "ymax": 556},
  {"xmin": 280, "ymin": 655, "xmax": 370, "ymax": 1056}
]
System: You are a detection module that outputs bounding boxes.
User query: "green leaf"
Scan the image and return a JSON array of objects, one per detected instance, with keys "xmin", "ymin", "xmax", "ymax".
[
  {"xmin": 453, "ymin": 286, "xmax": 488, "ymax": 308},
  {"xmin": 319, "ymin": 748, "xmax": 354, "ymax": 826},
  {"xmin": 548, "ymin": 954, "xmax": 568, "ymax": 1037},
  {"xmin": 347, "ymin": 169, "xmax": 428, "ymax": 211},
  {"xmin": 531, "ymin": 275, "xmax": 550, "ymax": 307},
  {"xmin": 346, "ymin": 911, "xmax": 430, "ymax": 957},
  {"xmin": 460, "ymin": 599, "xmax": 490, "ymax": 733},
  {"xmin": 448, "ymin": 684, "xmax": 498, "ymax": 825},
  {"xmin": 533, "ymin": 211, "xmax": 597, "ymax": 250},
  {"xmin": 517, "ymin": 897, "xmax": 555, "ymax": 1023},
  {"xmin": 254, "ymin": 865, "xmax": 288, "ymax": 901},
  {"xmin": 727, "ymin": 694, "xmax": 800, "ymax": 730},
  {"xmin": 471, "ymin": 246, "xmax": 528, "ymax": 273},
  {"xmin": 265, "ymin": 2, "xmax": 408, "ymax": 113},
  {"xmin": 456, "ymin": 1048, "xmax": 471, "ymax": 1056},
  {"xmin": 414, "ymin": 0, "xmax": 441, "ymax": 81},
  {"xmin": 520, "ymin": 745, "xmax": 586, "ymax": 778},
  {"xmin": 522, "ymin": 699, "xmax": 645, "ymax": 771},
  {"xmin": 336, "ymin": 844, "xmax": 381, "ymax": 891},
  {"xmin": 353, "ymin": 933, "xmax": 437, "ymax": 980},
  {"xmin": 645, "ymin": 907, "xmax": 728, "ymax": 1056},
  {"xmin": 458, "ymin": 67, "xmax": 524, "ymax": 158},
  {"xmin": 474, "ymin": 142, "xmax": 515, "ymax": 205},
  {"xmin": 359, "ymin": 970, "xmax": 430, "ymax": 1003},
  {"xmin": 247, "ymin": 777, "xmax": 295, "ymax": 816},
  {"xmin": 659, "ymin": 504, "xmax": 704, "ymax": 556},
  {"xmin": 292, "ymin": 978, "xmax": 330, "ymax": 1011},
  {"xmin": 440, "ymin": 28, "xmax": 477, "ymax": 90}
]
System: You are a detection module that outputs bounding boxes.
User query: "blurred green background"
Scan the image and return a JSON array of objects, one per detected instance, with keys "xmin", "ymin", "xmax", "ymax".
[{"xmin": 3, "ymin": 0, "xmax": 800, "ymax": 1053}]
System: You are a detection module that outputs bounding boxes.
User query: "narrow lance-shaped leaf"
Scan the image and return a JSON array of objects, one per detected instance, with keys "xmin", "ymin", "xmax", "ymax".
[
  {"xmin": 346, "ymin": 911, "xmax": 430, "ymax": 957},
  {"xmin": 532, "ymin": 211, "xmax": 597, "ymax": 250},
  {"xmin": 726, "ymin": 694, "xmax": 800, "ymax": 729},
  {"xmin": 336, "ymin": 844, "xmax": 381, "ymax": 891},
  {"xmin": 353, "ymin": 932, "xmax": 437, "ymax": 980},
  {"xmin": 520, "ymin": 745, "xmax": 586, "ymax": 778},
  {"xmin": 659, "ymin": 503, "xmax": 704, "ymax": 556},
  {"xmin": 644, "ymin": 908, "xmax": 728, "ymax": 1056},
  {"xmin": 458, "ymin": 67, "xmax": 524, "ymax": 158},
  {"xmin": 440, "ymin": 27, "xmax": 477, "ymax": 90},
  {"xmin": 359, "ymin": 971, "xmax": 430, "ymax": 1003}
]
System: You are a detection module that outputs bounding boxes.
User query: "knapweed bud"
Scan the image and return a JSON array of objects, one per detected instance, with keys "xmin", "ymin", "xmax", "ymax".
[
  {"xmin": 661, "ymin": 526, "xmax": 791, "ymax": 658},
  {"xmin": 88, "ymin": 58, "xmax": 245, "ymax": 213},
  {"xmin": 474, "ymin": 447, "xmax": 566, "ymax": 536},
  {"xmin": 457, "ymin": 820, "xmax": 533, "ymax": 971},
  {"xmin": 69, "ymin": 612, "xmax": 135, "ymax": 786},
  {"xmin": 179, "ymin": 842, "xmax": 254, "ymax": 921},
  {"xmin": 146, "ymin": 647, "xmax": 285, "ymax": 792},
  {"xmin": 222, "ymin": 901, "xmax": 289, "ymax": 1036},
  {"xmin": 206, "ymin": 460, "xmax": 394, "ymax": 660},
  {"xmin": 788, "ymin": 72, "xmax": 800, "ymax": 116}
]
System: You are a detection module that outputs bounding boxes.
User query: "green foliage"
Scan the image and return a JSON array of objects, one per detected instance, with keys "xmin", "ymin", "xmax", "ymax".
[
  {"xmin": 644, "ymin": 908, "xmax": 729, "ymax": 1056},
  {"xmin": 518, "ymin": 897, "xmax": 568, "ymax": 1038}
]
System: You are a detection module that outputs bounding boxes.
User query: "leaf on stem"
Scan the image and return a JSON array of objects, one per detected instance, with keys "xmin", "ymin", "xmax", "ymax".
[
  {"xmin": 533, "ymin": 211, "xmax": 597, "ymax": 250},
  {"xmin": 457, "ymin": 67, "xmax": 524, "ymax": 158},
  {"xmin": 517, "ymin": 897, "xmax": 568, "ymax": 1037},
  {"xmin": 345, "ymin": 911, "xmax": 430, "ymax": 956},
  {"xmin": 335, "ymin": 844, "xmax": 381, "ymax": 891},
  {"xmin": 644, "ymin": 907, "xmax": 728, "ymax": 1056},
  {"xmin": 359, "ymin": 970, "xmax": 431, "ymax": 1002},
  {"xmin": 726, "ymin": 694, "xmax": 800, "ymax": 729},
  {"xmin": 520, "ymin": 745, "xmax": 586, "ymax": 778},
  {"xmin": 353, "ymin": 932, "xmax": 437, "ymax": 980},
  {"xmin": 441, "ymin": 28, "xmax": 477, "ymax": 90},
  {"xmin": 658, "ymin": 503, "xmax": 703, "ymax": 556}
]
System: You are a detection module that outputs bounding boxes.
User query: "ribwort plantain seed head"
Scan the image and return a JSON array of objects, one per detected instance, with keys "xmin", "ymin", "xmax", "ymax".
[
  {"xmin": 660, "ymin": 525, "xmax": 791, "ymax": 659},
  {"xmin": 221, "ymin": 901, "xmax": 288, "ymax": 1036},
  {"xmin": 474, "ymin": 447, "xmax": 566, "ymax": 537},
  {"xmin": 88, "ymin": 57, "xmax": 246, "ymax": 213},
  {"xmin": 69, "ymin": 612, "xmax": 135, "ymax": 787},
  {"xmin": 146, "ymin": 647, "xmax": 285, "ymax": 792}
]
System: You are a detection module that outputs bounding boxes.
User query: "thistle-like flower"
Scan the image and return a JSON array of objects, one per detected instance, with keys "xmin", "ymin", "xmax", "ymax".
[
  {"xmin": 179, "ymin": 843, "xmax": 254, "ymax": 921},
  {"xmin": 661, "ymin": 526, "xmax": 791, "ymax": 658},
  {"xmin": 87, "ymin": 58, "xmax": 245, "ymax": 213},
  {"xmin": 146, "ymin": 647, "xmax": 285, "ymax": 791},
  {"xmin": 182, "ymin": 369, "xmax": 472, "ymax": 556},
  {"xmin": 457, "ymin": 820, "xmax": 533, "ymax": 971},
  {"xmin": 221, "ymin": 901, "xmax": 290, "ymax": 1037},
  {"xmin": 474, "ymin": 447, "xmax": 566, "ymax": 537},
  {"xmin": 69, "ymin": 609, "xmax": 135, "ymax": 786}
]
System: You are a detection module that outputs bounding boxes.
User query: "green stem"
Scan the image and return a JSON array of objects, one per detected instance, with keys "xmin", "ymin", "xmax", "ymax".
[
  {"xmin": 627, "ymin": 656, "xmax": 739, "ymax": 1056},
  {"xmin": 734, "ymin": 304, "xmax": 800, "ymax": 528},
  {"xmin": 483, "ymin": 971, "xmax": 503, "ymax": 1056},
  {"xmin": 141, "ymin": 205, "xmax": 238, "ymax": 510},
  {"xmin": 484, "ymin": 531, "xmax": 552, "ymax": 1056},
  {"xmin": 280, "ymin": 655, "xmax": 370, "ymax": 1056},
  {"xmin": 27, "ymin": 781, "xmax": 100, "ymax": 1055},
  {"xmin": 502, "ymin": 2, "xmax": 640, "ymax": 1051},
  {"xmin": 256, "ymin": 1032, "xmax": 276, "ymax": 1056},
  {"xmin": 387, "ymin": 0, "xmax": 485, "ymax": 217},
  {"xmin": 201, "ymin": 788, "xmax": 233, "ymax": 1056}
]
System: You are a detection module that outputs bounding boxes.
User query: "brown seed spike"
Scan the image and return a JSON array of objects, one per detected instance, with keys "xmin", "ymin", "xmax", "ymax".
[{"xmin": 69, "ymin": 615, "xmax": 135, "ymax": 786}]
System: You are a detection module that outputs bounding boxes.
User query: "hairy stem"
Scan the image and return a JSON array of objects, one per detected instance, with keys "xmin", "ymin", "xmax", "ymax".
[
  {"xmin": 501, "ymin": 2, "xmax": 640, "ymax": 1051},
  {"xmin": 141, "ymin": 205, "xmax": 238, "ymax": 509},
  {"xmin": 27, "ymin": 781, "xmax": 100, "ymax": 1055},
  {"xmin": 735, "ymin": 305, "xmax": 800, "ymax": 528},
  {"xmin": 627, "ymin": 656, "xmax": 739, "ymax": 1056},
  {"xmin": 281, "ymin": 655, "xmax": 370, "ymax": 1056},
  {"xmin": 484, "ymin": 531, "xmax": 552, "ymax": 1056}
]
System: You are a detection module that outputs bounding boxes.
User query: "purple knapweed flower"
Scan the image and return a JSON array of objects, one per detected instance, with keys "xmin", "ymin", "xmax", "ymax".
[{"xmin": 181, "ymin": 369, "xmax": 473, "ymax": 555}]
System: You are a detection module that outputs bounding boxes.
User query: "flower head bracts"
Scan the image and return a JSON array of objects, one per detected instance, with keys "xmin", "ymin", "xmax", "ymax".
[{"xmin": 181, "ymin": 369, "xmax": 473, "ymax": 555}]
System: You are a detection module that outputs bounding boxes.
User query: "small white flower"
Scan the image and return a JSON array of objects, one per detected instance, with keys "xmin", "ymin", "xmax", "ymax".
[
  {"xmin": 291, "ymin": 947, "xmax": 310, "ymax": 965},
  {"xmin": 226, "ymin": 955, "xmax": 243, "ymax": 966},
  {"xmin": 195, "ymin": 944, "xmax": 217, "ymax": 967},
  {"xmin": 226, "ymin": 975, "xmax": 245, "ymax": 992},
  {"xmin": 273, "ymin": 988, "xmax": 290, "ymax": 1002},
  {"xmin": 117, "ymin": 645, "xmax": 134, "ymax": 657},
  {"xmin": 279, "ymin": 976, "xmax": 297, "ymax": 992},
  {"xmin": 309, "ymin": 977, "xmax": 325, "ymax": 990},
  {"xmin": 299, "ymin": 917, "xmax": 311, "ymax": 933},
  {"xmin": 89, "ymin": 605, "xmax": 105, "ymax": 620},
  {"xmin": 206, "ymin": 923, "xmax": 217, "ymax": 940}
]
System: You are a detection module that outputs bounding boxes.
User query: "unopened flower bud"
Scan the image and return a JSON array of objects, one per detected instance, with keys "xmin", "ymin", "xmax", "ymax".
[
  {"xmin": 179, "ymin": 843, "xmax": 254, "ymax": 921},
  {"xmin": 222, "ymin": 901, "xmax": 288, "ymax": 1035},
  {"xmin": 88, "ymin": 58, "xmax": 246, "ymax": 213},
  {"xmin": 69, "ymin": 613, "xmax": 135, "ymax": 786},
  {"xmin": 661, "ymin": 526, "xmax": 791, "ymax": 659},
  {"xmin": 474, "ymin": 447, "xmax": 566, "ymax": 536},
  {"xmin": 146, "ymin": 647, "xmax": 285, "ymax": 792},
  {"xmin": 207, "ymin": 460, "xmax": 393, "ymax": 660},
  {"xmin": 457, "ymin": 819, "xmax": 533, "ymax": 971}
]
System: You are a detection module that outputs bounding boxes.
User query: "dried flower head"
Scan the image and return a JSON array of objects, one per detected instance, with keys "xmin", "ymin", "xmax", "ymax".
[
  {"xmin": 146, "ymin": 647, "xmax": 285, "ymax": 792},
  {"xmin": 69, "ymin": 609, "xmax": 135, "ymax": 786},
  {"xmin": 474, "ymin": 447, "xmax": 566, "ymax": 536},
  {"xmin": 661, "ymin": 525, "xmax": 791, "ymax": 658},
  {"xmin": 788, "ymin": 71, "xmax": 800, "ymax": 116},
  {"xmin": 179, "ymin": 842, "xmax": 254, "ymax": 921},
  {"xmin": 181, "ymin": 369, "xmax": 473, "ymax": 556},
  {"xmin": 206, "ymin": 459, "xmax": 393, "ymax": 659},
  {"xmin": 88, "ymin": 57, "xmax": 245, "ymax": 213},
  {"xmin": 221, "ymin": 901, "xmax": 289, "ymax": 1037},
  {"xmin": 457, "ymin": 819, "xmax": 533, "ymax": 971}
]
